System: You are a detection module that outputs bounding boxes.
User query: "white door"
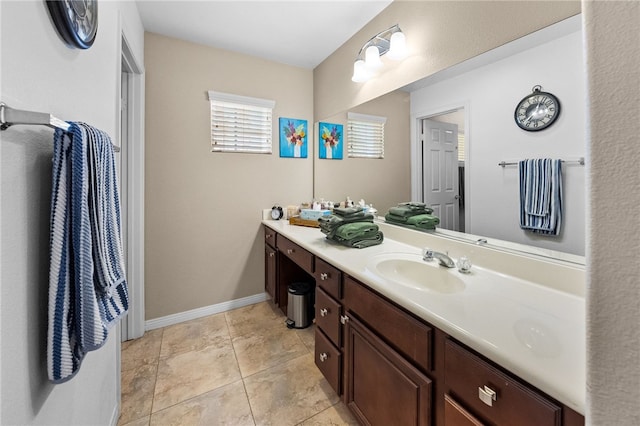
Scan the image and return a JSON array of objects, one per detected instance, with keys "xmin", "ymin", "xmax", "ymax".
[
  {"xmin": 421, "ymin": 119, "xmax": 459, "ymax": 230},
  {"xmin": 119, "ymin": 69, "xmax": 130, "ymax": 341}
]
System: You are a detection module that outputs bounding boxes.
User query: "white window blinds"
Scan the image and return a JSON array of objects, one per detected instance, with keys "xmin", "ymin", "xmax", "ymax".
[
  {"xmin": 347, "ymin": 112, "xmax": 386, "ymax": 158},
  {"xmin": 458, "ymin": 132, "xmax": 465, "ymax": 162},
  {"xmin": 208, "ymin": 91, "xmax": 276, "ymax": 154}
]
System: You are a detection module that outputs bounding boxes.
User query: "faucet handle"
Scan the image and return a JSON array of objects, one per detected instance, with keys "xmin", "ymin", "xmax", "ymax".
[
  {"xmin": 457, "ymin": 256, "xmax": 472, "ymax": 273},
  {"xmin": 422, "ymin": 248, "xmax": 434, "ymax": 261}
]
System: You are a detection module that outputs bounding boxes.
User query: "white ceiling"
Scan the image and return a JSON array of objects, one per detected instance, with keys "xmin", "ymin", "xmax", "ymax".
[{"xmin": 135, "ymin": 0, "xmax": 393, "ymax": 69}]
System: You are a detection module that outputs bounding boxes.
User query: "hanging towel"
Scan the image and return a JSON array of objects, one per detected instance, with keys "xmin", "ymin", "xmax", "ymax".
[
  {"xmin": 48, "ymin": 122, "xmax": 129, "ymax": 383},
  {"xmin": 519, "ymin": 159, "xmax": 563, "ymax": 235}
]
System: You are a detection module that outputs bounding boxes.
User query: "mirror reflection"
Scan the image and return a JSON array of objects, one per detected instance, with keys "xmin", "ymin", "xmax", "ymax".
[{"xmin": 313, "ymin": 15, "xmax": 585, "ymax": 258}]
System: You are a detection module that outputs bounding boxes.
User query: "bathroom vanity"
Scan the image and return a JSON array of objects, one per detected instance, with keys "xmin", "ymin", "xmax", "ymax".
[{"xmin": 263, "ymin": 220, "xmax": 585, "ymax": 426}]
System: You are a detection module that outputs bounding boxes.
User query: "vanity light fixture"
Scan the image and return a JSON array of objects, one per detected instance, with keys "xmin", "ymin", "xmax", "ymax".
[{"xmin": 351, "ymin": 24, "xmax": 407, "ymax": 83}]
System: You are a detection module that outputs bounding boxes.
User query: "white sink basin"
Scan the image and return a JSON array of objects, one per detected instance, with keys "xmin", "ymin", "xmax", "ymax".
[{"xmin": 367, "ymin": 253, "xmax": 466, "ymax": 294}]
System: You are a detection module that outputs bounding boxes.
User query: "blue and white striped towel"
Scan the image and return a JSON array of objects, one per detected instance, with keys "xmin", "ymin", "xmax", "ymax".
[
  {"xmin": 519, "ymin": 159, "xmax": 563, "ymax": 235},
  {"xmin": 48, "ymin": 122, "xmax": 128, "ymax": 383}
]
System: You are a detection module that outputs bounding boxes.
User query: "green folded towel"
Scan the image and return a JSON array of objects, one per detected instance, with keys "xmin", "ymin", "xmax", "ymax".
[
  {"xmin": 319, "ymin": 214, "xmax": 375, "ymax": 238},
  {"xmin": 332, "ymin": 206, "xmax": 364, "ymax": 218},
  {"xmin": 333, "ymin": 222, "xmax": 379, "ymax": 241},
  {"xmin": 330, "ymin": 231, "xmax": 384, "ymax": 248},
  {"xmin": 406, "ymin": 214, "xmax": 440, "ymax": 228},
  {"xmin": 384, "ymin": 213, "xmax": 409, "ymax": 223},
  {"xmin": 388, "ymin": 204, "xmax": 434, "ymax": 217}
]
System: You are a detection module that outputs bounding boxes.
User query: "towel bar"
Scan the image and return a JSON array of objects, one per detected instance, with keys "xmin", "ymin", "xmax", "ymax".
[
  {"xmin": 0, "ymin": 102, "xmax": 120, "ymax": 152},
  {"xmin": 498, "ymin": 157, "xmax": 584, "ymax": 167}
]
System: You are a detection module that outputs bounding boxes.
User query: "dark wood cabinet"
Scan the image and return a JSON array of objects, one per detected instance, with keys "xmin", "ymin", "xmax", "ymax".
[
  {"xmin": 264, "ymin": 244, "xmax": 277, "ymax": 302},
  {"xmin": 345, "ymin": 314, "xmax": 433, "ymax": 426},
  {"xmin": 263, "ymin": 225, "xmax": 584, "ymax": 426}
]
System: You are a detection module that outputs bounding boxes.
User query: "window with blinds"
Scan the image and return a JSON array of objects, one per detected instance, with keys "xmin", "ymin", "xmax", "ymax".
[
  {"xmin": 458, "ymin": 132, "xmax": 465, "ymax": 162},
  {"xmin": 347, "ymin": 112, "xmax": 386, "ymax": 159},
  {"xmin": 208, "ymin": 91, "xmax": 276, "ymax": 154}
]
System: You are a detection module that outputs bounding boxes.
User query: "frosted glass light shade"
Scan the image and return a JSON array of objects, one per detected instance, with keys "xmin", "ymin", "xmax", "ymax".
[
  {"xmin": 364, "ymin": 45, "xmax": 383, "ymax": 71},
  {"xmin": 387, "ymin": 31, "xmax": 407, "ymax": 60},
  {"xmin": 351, "ymin": 60, "xmax": 370, "ymax": 83}
]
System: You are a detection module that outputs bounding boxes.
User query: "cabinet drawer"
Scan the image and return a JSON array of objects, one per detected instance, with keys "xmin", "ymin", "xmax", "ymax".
[
  {"xmin": 315, "ymin": 328, "xmax": 341, "ymax": 395},
  {"xmin": 264, "ymin": 225, "xmax": 276, "ymax": 247},
  {"xmin": 445, "ymin": 340, "xmax": 561, "ymax": 426},
  {"xmin": 344, "ymin": 275, "xmax": 433, "ymax": 372},
  {"xmin": 315, "ymin": 287, "xmax": 342, "ymax": 348},
  {"xmin": 444, "ymin": 394, "xmax": 485, "ymax": 426},
  {"xmin": 315, "ymin": 258, "xmax": 342, "ymax": 300},
  {"xmin": 277, "ymin": 235, "xmax": 313, "ymax": 274}
]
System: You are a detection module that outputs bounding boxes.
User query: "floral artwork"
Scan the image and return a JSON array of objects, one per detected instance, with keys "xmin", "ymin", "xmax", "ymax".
[
  {"xmin": 279, "ymin": 118, "xmax": 308, "ymax": 158},
  {"xmin": 319, "ymin": 122, "xmax": 343, "ymax": 160}
]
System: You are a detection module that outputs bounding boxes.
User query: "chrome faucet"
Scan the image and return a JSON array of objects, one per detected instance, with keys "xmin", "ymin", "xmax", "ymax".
[{"xmin": 422, "ymin": 249, "xmax": 456, "ymax": 268}]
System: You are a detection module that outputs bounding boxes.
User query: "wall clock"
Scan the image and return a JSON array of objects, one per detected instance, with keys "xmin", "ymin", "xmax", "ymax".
[
  {"xmin": 514, "ymin": 85, "xmax": 560, "ymax": 132},
  {"xmin": 47, "ymin": 0, "xmax": 98, "ymax": 49}
]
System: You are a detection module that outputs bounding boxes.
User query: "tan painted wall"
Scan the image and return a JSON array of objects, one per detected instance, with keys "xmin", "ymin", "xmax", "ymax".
[
  {"xmin": 314, "ymin": 90, "xmax": 411, "ymax": 213},
  {"xmin": 145, "ymin": 33, "xmax": 313, "ymax": 319},
  {"xmin": 313, "ymin": 1, "xmax": 581, "ymax": 121},
  {"xmin": 584, "ymin": 1, "xmax": 640, "ymax": 423}
]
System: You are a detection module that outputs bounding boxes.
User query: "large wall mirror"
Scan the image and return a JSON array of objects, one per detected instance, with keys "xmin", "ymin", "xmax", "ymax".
[{"xmin": 313, "ymin": 15, "xmax": 585, "ymax": 259}]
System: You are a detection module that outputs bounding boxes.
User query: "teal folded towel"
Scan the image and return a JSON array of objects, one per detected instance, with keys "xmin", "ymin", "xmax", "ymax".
[{"xmin": 318, "ymin": 213, "xmax": 374, "ymax": 239}]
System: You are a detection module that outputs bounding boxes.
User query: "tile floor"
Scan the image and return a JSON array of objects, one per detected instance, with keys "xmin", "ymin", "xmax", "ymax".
[{"xmin": 119, "ymin": 301, "xmax": 358, "ymax": 426}]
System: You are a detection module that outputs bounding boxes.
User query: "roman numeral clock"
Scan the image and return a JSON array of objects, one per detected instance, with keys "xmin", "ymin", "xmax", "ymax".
[{"xmin": 514, "ymin": 85, "xmax": 561, "ymax": 131}]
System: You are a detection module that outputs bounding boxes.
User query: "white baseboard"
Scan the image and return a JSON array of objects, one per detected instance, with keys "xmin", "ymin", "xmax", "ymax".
[{"xmin": 145, "ymin": 292, "xmax": 270, "ymax": 331}]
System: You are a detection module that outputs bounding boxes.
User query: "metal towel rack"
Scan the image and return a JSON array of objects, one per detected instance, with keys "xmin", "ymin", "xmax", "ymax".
[
  {"xmin": 498, "ymin": 157, "xmax": 584, "ymax": 167},
  {"xmin": 0, "ymin": 102, "xmax": 120, "ymax": 152}
]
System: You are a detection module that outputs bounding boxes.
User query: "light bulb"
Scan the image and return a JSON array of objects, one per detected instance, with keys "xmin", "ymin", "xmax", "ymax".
[
  {"xmin": 364, "ymin": 45, "xmax": 383, "ymax": 71},
  {"xmin": 387, "ymin": 31, "xmax": 407, "ymax": 60},
  {"xmin": 351, "ymin": 60, "xmax": 370, "ymax": 83}
]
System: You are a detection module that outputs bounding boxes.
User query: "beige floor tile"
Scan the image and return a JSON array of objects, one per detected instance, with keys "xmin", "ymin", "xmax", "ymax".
[
  {"xmin": 298, "ymin": 402, "xmax": 359, "ymax": 426},
  {"xmin": 120, "ymin": 363, "xmax": 157, "ymax": 425},
  {"xmin": 244, "ymin": 353, "xmax": 339, "ymax": 426},
  {"xmin": 232, "ymin": 325, "xmax": 309, "ymax": 377},
  {"xmin": 294, "ymin": 324, "xmax": 316, "ymax": 353},
  {"xmin": 225, "ymin": 302, "xmax": 285, "ymax": 338},
  {"xmin": 152, "ymin": 340, "xmax": 241, "ymax": 412},
  {"xmin": 118, "ymin": 415, "xmax": 150, "ymax": 426},
  {"xmin": 149, "ymin": 380, "xmax": 254, "ymax": 426},
  {"xmin": 160, "ymin": 313, "xmax": 229, "ymax": 358},
  {"xmin": 122, "ymin": 328, "xmax": 163, "ymax": 371}
]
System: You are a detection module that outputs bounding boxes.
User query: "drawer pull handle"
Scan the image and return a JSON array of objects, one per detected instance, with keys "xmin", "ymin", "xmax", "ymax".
[
  {"xmin": 320, "ymin": 273, "xmax": 328, "ymax": 280},
  {"xmin": 320, "ymin": 308, "xmax": 328, "ymax": 317},
  {"xmin": 319, "ymin": 352, "xmax": 328, "ymax": 362},
  {"xmin": 269, "ymin": 252, "xmax": 274, "ymax": 258},
  {"xmin": 478, "ymin": 385, "xmax": 497, "ymax": 407},
  {"xmin": 287, "ymin": 249, "xmax": 293, "ymax": 254},
  {"xmin": 340, "ymin": 315, "xmax": 349, "ymax": 325},
  {"xmin": 266, "ymin": 234, "xmax": 272, "ymax": 239}
]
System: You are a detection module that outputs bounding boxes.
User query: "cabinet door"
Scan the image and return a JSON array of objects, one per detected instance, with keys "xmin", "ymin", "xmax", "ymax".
[
  {"xmin": 444, "ymin": 394, "xmax": 485, "ymax": 426},
  {"xmin": 265, "ymin": 244, "xmax": 277, "ymax": 303},
  {"xmin": 345, "ymin": 315, "xmax": 432, "ymax": 426}
]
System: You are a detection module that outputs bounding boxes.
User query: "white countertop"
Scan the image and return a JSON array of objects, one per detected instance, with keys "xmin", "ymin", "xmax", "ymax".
[{"xmin": 263, "ymin": 219, "xmax": 585, "ymax": 415}]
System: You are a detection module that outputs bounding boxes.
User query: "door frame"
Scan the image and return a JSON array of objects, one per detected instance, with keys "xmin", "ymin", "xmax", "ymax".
[
  {"xmin": 118, "ymin": 31, "xmax": 145, "ymax": 341},
  {"xmin": 411, "ymin": 101, "xmax": 470, "ymax": 232}
]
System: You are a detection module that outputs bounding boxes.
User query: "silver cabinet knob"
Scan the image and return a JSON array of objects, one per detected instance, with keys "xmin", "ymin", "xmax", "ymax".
[
  {"xmin": 319, "ymin": 352, "xmax": 328, "ymax": 362},
  {"xmin": 340, "ymin": 315, "xmax": 349, "ymax": 325},
  {"xmin": 269, "ymin": 252, "xmax": 274, "ymax": 257},
  {"xmin": 478, "ymin": 385, "xmax": 497, "ymax": 406},
  {"xmin": 287, "ymin": 249, "xmax": 293, "ymax": 254},
  {"xmin": 320, "ymin": 272, "xmax": 328, "ymax": 281},
  {"xmin": 320, "ymin": 308, "xmax": 328, "ymax": 317}
]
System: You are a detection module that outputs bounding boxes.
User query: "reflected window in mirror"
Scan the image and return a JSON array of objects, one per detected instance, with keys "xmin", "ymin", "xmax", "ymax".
[{"xmin": 347, "ymin": 112, "xmax": 386, "ymax": 159}]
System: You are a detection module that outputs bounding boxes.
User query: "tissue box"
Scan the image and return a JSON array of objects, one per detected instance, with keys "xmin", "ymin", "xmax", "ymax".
[{"xmin": 300, "ymin": 209, "xmax": 331, "ymax": 220}]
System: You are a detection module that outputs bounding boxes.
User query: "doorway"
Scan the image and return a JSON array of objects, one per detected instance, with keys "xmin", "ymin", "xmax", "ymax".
[
  {"xmin": 119, "ymin": 35, "xmax": 145, "ymax": 341},
  {"xmin": 419, "ymin": 108, "xmax": 466, "ymax": 232}
]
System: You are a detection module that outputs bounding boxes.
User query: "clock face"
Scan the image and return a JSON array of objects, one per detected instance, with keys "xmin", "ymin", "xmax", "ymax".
[
  {"xmin": 514, "ymin": 89, "xmax": 560, "ymax": 131},
  {"xmin": 47, "ymin": 0, "xmax": 98, "ymax": 49},
  {"xmin": 271, "ymin": 206, "xmax": 283, "ymax": 220}
]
